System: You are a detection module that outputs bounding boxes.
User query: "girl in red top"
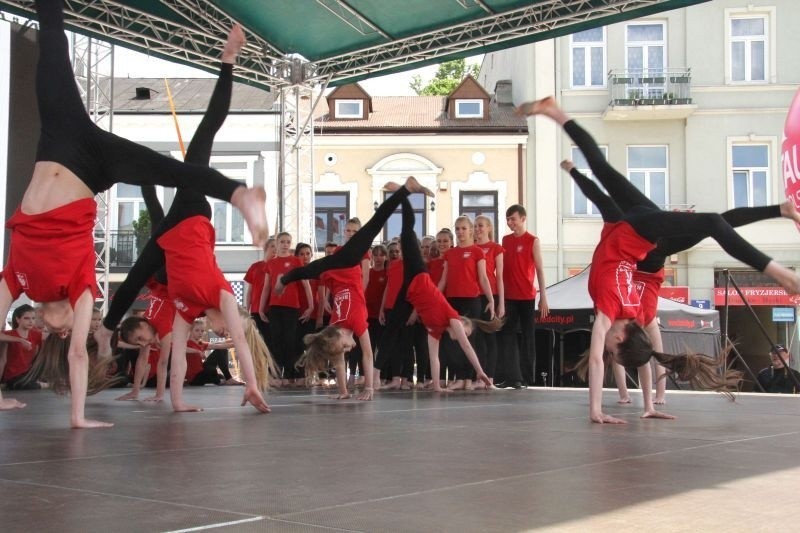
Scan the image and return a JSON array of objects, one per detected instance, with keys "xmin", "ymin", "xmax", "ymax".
[
  {"xmin": 438, "ymin": 216, "xmax": 495, "ymax": 390},
  {"xmin": 521, "ymin": 96, "xmax": 799, "ymax": 423},
  {"xmin": 473, "ymin": 215, "xmax": 505, "ymax": 388},
  {"xmin": 276, "ymin": 177, "xmax": 433, "ymax": 400},
  {"xmin": 374, "ymin": 199, "xmax": 497, "ymax": 392},
  {"xmin": 427, "ymin": 229, "xmax": 452, "ymax": 286},
  {"xmin": 365, "ymin": 244, "xmax": 388, "ymax": 355},
  {"xmin": 260, "ymin": 232, "xmax": 313, "ymax": 387},
  {"xmin": 294, "ymin": 243, "xmax": 320, "ymax": 377},
  {"xmin": 0, "ymin": 305, "xmax": 44, "ymax": 390},
  {"xmin": 378, "ymin": 245, "xmax": 415, "ymax": 390},
  {"xmin": 7, "ymin": 3, "xmax": 267, "ymax": 424},
  {"xmin": 185, "ymin": 319, "xmax": 235, "ymax": 386},
  {"xmin": 244, "ymin": 237, "xmax": 276, "ymax": 346}
]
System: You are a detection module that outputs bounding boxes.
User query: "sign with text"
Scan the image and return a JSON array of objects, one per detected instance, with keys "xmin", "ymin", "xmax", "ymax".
[
  {"xmin": 782, "ymin": 87, "xmax": 800, "ymax": 233},
  {"xmin": 691, "ymin": 299, "xmax": 711, "ymax": 309},
  {"xmin": 659, "ymin": 286, "xmax": 689, "ymax": 304},
  {"xmin": 772, "ymin": 307, "xmax": 796, "ymax": 322},
  {"xmin": 714, "ymin": 287, "xmax": 800, "ymax": 307}
]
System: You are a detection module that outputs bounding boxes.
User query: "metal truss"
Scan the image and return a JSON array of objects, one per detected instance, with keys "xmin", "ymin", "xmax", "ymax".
[
  {"xmin": 71, "ymin": 32, "xmax": 114, "ymax": 312},
  {"xmin": 0, "ymin": 0, "xmax": 702, "ymax": 91},
  {"xmin": 314, "ymin": 0, "xmax": 701, "ymax": 84},
  {"xmin": 278, "ymin": 60, "xmax": 317, "ymax": 249}
]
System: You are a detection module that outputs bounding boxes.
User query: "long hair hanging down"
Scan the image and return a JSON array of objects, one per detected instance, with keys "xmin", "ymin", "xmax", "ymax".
[
  {"xmin": 296, "ymin": 326, "xmax": 343, "ymax": 378},
  {"xmin": 616, "ymin": 321, "xmax": 742, "ymax": 399},
  {"xmin": 238, "ymin": 305, "xmax": 278, "ymax": 390},
  {"xmin": 23, "ymin": 334, "xmax": 121, "ymax": 395},
  {"xmin": 462, "ymin": 316, "xmax": 505, "ymax": 334}
]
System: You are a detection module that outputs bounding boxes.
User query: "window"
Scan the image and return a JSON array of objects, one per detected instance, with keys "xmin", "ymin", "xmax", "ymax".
[
  {"xmin": 315, "ymin": 192, "xmax": 349, "ymax": 251},
  {"xmin": 732, "ymin": 144, "xmax": 769, "ymax": 207},
  {"xmin": 626, "ymin": 22, "xmax": 666, "ymax": 98},
  {"xmin": 335, "ymin": 99, "xmax": 363, "ymax": 119},
  {"xmin": 459, "ymin": 191, "xmax": 498, "ymax": 240},
  {"xmin": 455, "ymin": 99, "xmax": 483, "ymax": 118},
  {"xmin": 115, "ymin": 183, "xmax": 148, "ymax": 231},
  {"xmin": 382, "ymin": 192, "xmax": 426, "ymax": 242},
  {"xmin": 570, "ymin": 27, "xmax": 606, "ymax": 88},
  {"xmin": 571, "ymin": 145, "xmax": 608, "ymax": 216},
  {"xmin": 730, "ymin": 16, "xmax": 767, "ymax": 82},
  {"xmin": 627, "ymin": 146, "xmax": 668, "ymax": 208},
  {"xmin": 207, "ymin": 157, "xmax": 255, "ymax": 244}
]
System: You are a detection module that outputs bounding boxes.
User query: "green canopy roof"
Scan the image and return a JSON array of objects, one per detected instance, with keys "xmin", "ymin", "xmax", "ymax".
[{"xmin": 0, "ymin": 0, "xmax": 710, "ymax": 91}]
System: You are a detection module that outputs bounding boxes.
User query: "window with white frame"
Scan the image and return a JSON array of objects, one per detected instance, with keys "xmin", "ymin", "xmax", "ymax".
[
  {"xmin": 730, "ymin": 16, "xmax": 767, "ymax": 82},
  {"xmin": 627, "ymin": 146, "xmax": 668, "ymax": 208},
  {"xmin": 570, "ymin": 27, "xmax": 606, "ymax": 88},
  {"xmin": 626, "ymin": 22, "xmax": 666, "ymax": 98},
  {"xmin": 314, "ymin": 192, "xmax": 349, "ymax": 251},
  {"xmin": 115, "ymin": 183, "xmax": 149, "ymax": 232},
  {"xmin": 459, "ymin": 191, "xmax": 498, "ymax": 240},
  {"xmin": 207, "ymin": 156, "xmax": 256, "ymax": 244},
  {"xmin": 335, "ymin": 99, "xmax": 363, "ymax": 119},
  {"xmin": 382, "ymin": 191, "xmax": 426, "ymax": 242},
  {"xmin": 455, "ymin": 99, "xmax": 483, "ymax": 118},
  {"xmin": 571, "ymin": 145, "xmax": 608, "ymax": 216},
  {"xmin": 732, "ymin": 144, "xmax": 769, "ymax": 207}
]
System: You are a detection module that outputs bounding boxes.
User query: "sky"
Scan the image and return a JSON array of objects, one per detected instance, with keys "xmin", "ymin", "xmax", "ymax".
[{"xmin": 113, "ymin": 46, "xmax": 482, "ymax": 96}]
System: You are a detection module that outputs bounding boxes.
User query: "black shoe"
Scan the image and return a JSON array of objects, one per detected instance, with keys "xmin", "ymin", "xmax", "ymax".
[
  {"xmin": 494, "ymin": 381, "xmax": 510, "ymax": 389},
  {"xmin": 510, "ymin": 381, "xmax": 525, "ymax": 389}
]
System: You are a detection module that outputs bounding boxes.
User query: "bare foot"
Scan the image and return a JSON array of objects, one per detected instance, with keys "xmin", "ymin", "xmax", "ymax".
[
  {"xmin": 477, "ymin": 373, "xmax": 493, "ymax": 389},
  {"xmin": 231, "ymin": 186, "xmax": 268, "ymax": 247},
  {"xmin": 241, "ymin": 387, "xmax": 271, "ymax": 413},
  {"xmin": 617, "ymin": 396, "xmax": 632, "ymax": 404},
  {"xmin": 0, "ymin": 398, "xmax": 26, "ymax": 410},
  {"xmin": 225, "ymin": 377, "xmax": 245, "ymax": 386},
  {"xmin": 400, "ymin": 381, "xmax": 412, "ymax": 390},
  {"xmin": 464, "ymin": 379, "xmax": 474, "ymax": 391},
  {"xmin": 654, "ymin": 397, "xmax": 666, "ymax": 405},
  {"xmin": 173, "ymin": 404, "xmax": 204, "ymax": 412},
  {"xmin": 383, "ymin": 181, "xmax": 402, "ymax": 193},
  {"xmin": 94, "ymin": 325, "xmax": 114, "ymax": 359},
  {"xmin": 765, "ymin": 261, "xmax": 800, "ymax": 294},
  {"xmin": 222, "ymin": 24, "xmax": 246, "ymax": 63},
  {"xmin": 514, "ymin": 96, "xmax": 557, "ymax": 117},
  {"xmin": 590, "ymin": 412, "xmax": 627, "ymax": 424},
  {"xmin": 72, "ymin": 418, "xmax": 114, "ymax": 429},
  {"xmin": 142, "ymin": 395, "xmax": 164, "ymax": 402},
  {"xmin": 331, "ymin": 392, "xmax": 351, "ymax": 400},
  {"xmin": 115, "ymin": 391, "xmax": 139, "ymax": 401},
  {"xmin": 383, "ymin": 379, "xmax": 401, "ymax": 390},
  {"xmin": 404, "ymin": 176, "xmax": 434, "ymax": 197},
  {"xmin": 447, "ymin": 379, "xmax": 466, "ymax": 391},
  {"xmin": 780, "ymin": 199, "xmax": 800, "ymax": 226},
  {"xmin": 560, "ymin": 159, "xmax": 575, "ymax": 173},
  {"xmin": 432, "ymin": 387, "xmax": 453, "ymax": 393}
]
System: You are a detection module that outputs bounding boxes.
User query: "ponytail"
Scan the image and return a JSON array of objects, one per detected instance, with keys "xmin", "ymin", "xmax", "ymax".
[
  {"xmin": 239, "ymin": 306, "xmax": 277, "ymax": 390},
  {"xmin": 616, "ymin": 322, "xmax": 741, "ymax": 399}
]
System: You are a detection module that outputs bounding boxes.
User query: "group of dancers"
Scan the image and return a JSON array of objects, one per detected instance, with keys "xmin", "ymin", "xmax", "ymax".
[{"xmin": 1, "ymin": 1, "xmax": 799, "ymax": 427}]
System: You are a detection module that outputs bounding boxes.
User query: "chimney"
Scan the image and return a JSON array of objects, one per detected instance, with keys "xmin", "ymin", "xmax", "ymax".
[{"xmin": 494, "ymin": 80, "xmax": 513, "ymax": 105}]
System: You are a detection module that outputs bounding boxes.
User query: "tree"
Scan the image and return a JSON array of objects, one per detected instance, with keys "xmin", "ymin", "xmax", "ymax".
[
  {"xmin": 131, "ymin": 209, "xmax": 151, "ymax": 255},
  {"xmin": 410, "ymin": 58, "xmax": 480, "ymax": 96}
]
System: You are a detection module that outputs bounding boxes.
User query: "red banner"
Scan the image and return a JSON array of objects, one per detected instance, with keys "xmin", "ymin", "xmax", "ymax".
[
  {"xmin": 782, "ymin": 87, "xmax": 800, "ymax": 233},
  {"xmin": 714, "ymin": 287, "xmax": 800, "ymax": 306},
  {"xmin": 659, "ymin": 286, "xmax": 689, "ymax": 304}
]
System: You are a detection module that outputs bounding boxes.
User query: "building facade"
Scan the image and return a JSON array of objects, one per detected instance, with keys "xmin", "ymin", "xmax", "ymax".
[{"xmin": 477, "ymin": 0, "xmax": 800, "ymax": 375}]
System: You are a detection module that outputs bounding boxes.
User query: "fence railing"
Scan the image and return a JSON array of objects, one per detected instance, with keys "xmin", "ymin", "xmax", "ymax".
[
  {"xmin": 95, "ymin": 230, "xmax": 139, "ymax": 268},
  {"xmin": 608, "ymin": 68, "xmax": 692, "ymax": 106}
]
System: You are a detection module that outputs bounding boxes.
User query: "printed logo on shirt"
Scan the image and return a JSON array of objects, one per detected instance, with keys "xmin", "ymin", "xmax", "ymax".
[
  {"xmin": 615, "ymin": 261, "xmax": 641, "ymax": 308},
  {"xmin": 331, "ymin": 288, "xmax": 352, "ymax": 323},
  {"xmin": 462, "ymin": 251, "xmax": 472, "ymax": 259},
  {"xmin": 15, "ymin": 272, "xmax": 28, "ymax": 290},
  {"xmin": 283, "ymin": 261, "xmax": 291, "ymax": 268},
  {"xmin": 516, "ymin": 245, "xmax": 524, "ymax": 252},
  {"xmin": 173, "ymin": 298, "xmax": 188, "ymax": 312},
  {"xmin": 145, "ymin": 297, "xmax": 164, "ymax": 321}
]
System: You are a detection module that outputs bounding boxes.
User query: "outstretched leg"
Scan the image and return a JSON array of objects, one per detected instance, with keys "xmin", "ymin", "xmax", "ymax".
[{"xmin": 561, "ymin": 161, "xmax": 623, "ymax": 223}]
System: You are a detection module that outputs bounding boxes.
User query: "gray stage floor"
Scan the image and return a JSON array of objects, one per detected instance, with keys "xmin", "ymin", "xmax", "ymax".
[{"xmin": 1, "ymin": 385, "xmax": 799, "ymax": 532}]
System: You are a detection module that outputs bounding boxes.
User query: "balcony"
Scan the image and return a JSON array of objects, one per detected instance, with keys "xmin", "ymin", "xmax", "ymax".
[
  {"xmin": 603, "ymin": 68, "xmax": 697, "ymax": 121},
  {"xmin": 95, "ymin": 230, "xmax": 141, "ymax": 270}
]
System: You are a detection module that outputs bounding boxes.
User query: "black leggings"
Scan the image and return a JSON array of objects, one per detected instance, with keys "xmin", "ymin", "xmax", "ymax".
[
  {"xmin": 375, "ymin": 199, "xmax": 429, "ymax": 372},
  {"xmin": 268, "ymin": 306, "xmax": 300, "ymax": 379},
  {"xmin": 565, "ymin": 119, "xmax": 773, "ymax": 273},
  {"xmin": 102, "ymin": 61, "xmax": 233, "ymax": 331},
  {"xmin": 189, "ymin": 350, "xmax": 231, "ymax": 386},
  {"xmin": 281, "ymin": 186, "xmax": 411, "ymax": 284},
  {"xmin": 35, "ymin": 0, "xmax": 240, "ymax": 199}
]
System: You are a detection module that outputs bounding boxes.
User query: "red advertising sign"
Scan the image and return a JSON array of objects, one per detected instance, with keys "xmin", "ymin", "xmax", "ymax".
[
  {"xmin": 782, "ymin": 87, "xmax": 800, "ymax": 233},
  {"xmin": 659, "ymin": 286, "xmax": 689, "ymax": 304},
  {"xmin": 714, "ymin": 287, "xmax": 800, "ymax": 307}
]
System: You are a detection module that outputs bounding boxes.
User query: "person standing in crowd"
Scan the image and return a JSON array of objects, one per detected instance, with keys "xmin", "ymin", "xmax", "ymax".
[
  {"xmin": 757, "ymin": 345, "xmax": 800, "ymax": 394},
  {"xmin": 473, "ymin": 215, "xmax": 505, "ymax": 389},
  {"xmin": 244, "ymin": 237, "xmax": 276, "ymax": 346},
  {"xmin": 497, "ymin": 205, "xmax": 549, "ymax": 388}
]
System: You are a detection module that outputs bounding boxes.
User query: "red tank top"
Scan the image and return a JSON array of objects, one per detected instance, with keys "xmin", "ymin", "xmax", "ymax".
[
  {"xmin": 443, "ymin": 245, "xmax": 485, "ymax": 298},
  {"xmin": 502, "ymin": 232, "xmax": 536, "ymax": 300}
]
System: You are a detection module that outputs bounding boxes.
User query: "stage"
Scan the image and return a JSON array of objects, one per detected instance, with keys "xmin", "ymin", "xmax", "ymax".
[{"xmin": 1, "ymin": 386, "xmax": 799, "ymax": 532}]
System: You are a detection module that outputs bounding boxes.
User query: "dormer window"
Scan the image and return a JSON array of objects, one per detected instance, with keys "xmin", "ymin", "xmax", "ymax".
[
  {"xmin": 455, "ymin": 99, "xmax": 483, "ymax": 118},
  {"xmin": 335, "ymin": 99, "xmax": 363, "ymax": 119}
]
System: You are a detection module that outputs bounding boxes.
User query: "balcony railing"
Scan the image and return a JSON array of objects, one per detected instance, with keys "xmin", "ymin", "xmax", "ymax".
[
  {"xmin": 608, "ymin": 68, "xmax": 693, "ymax": 106},
  {"xmin": 95, "ymin": 230, "xmax": 140, "ymax": 268}
]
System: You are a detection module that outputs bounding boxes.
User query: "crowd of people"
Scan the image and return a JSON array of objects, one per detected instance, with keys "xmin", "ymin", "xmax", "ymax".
[{"xmin": 0, "ymin": 1, "xmax": 798, "ymax": 428}]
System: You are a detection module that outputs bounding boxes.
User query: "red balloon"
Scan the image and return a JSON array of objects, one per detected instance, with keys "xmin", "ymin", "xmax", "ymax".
[{"xmin": 782, "ymin": 87, "xmax": 800, "ymax": 232}]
